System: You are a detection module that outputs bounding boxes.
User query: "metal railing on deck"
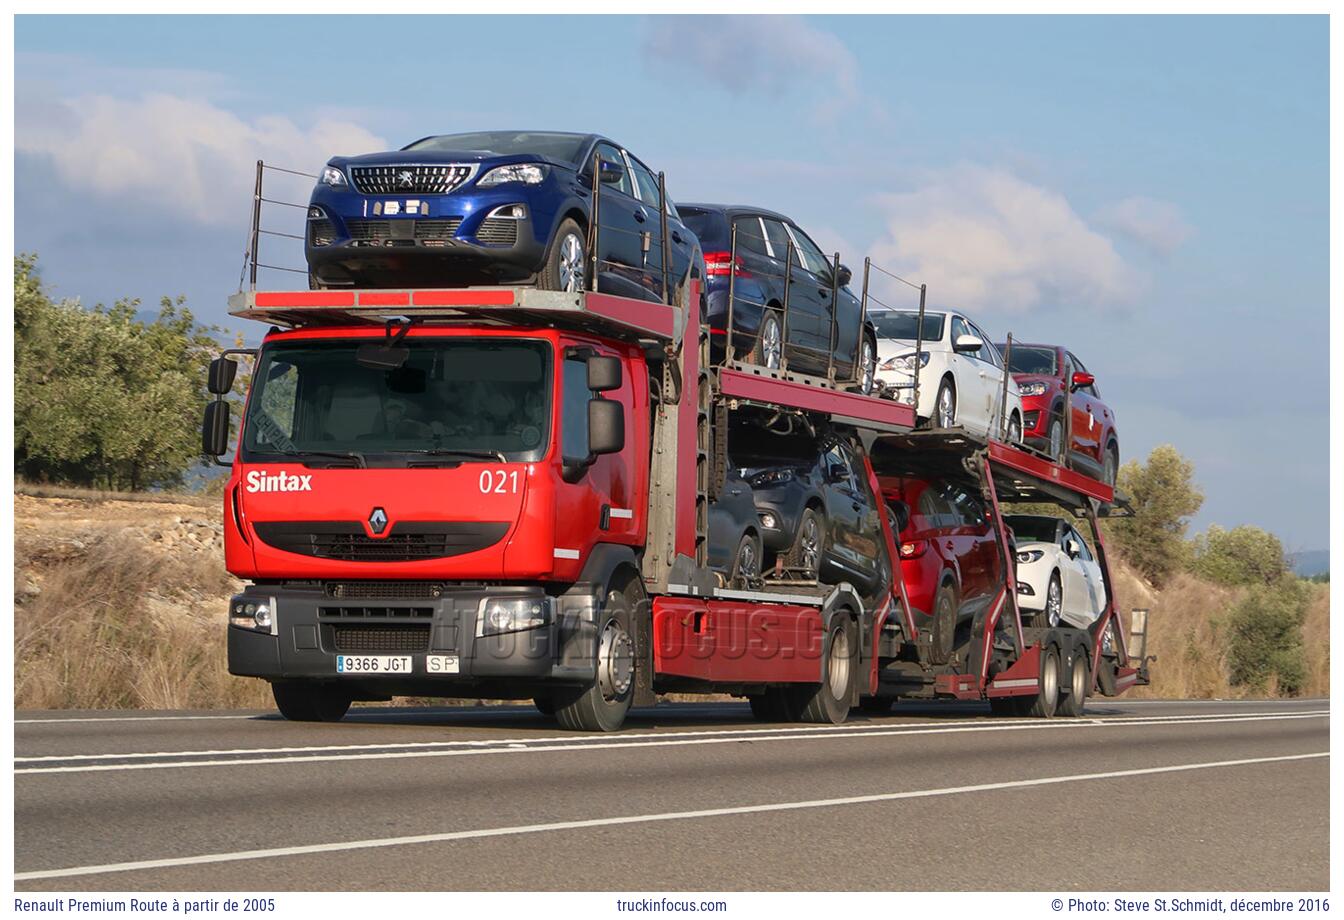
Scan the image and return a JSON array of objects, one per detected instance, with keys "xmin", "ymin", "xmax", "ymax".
[{"xmin": 240, "ymin": 160, "xmax": 316, "ymax": 290}]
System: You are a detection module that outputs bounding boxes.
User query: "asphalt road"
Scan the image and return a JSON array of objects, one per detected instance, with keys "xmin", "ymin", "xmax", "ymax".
[{"xmin": 13, "ymin": 697, "xmax": 1328, "ymax": 891}]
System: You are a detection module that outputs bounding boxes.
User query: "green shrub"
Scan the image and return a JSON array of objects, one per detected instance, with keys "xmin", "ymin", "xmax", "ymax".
[
  {"xmin": 1106, "ymin": 445, "xmax": 1204, "ymax": 586},
  {"xmin": 1190, "ymin": 525, "xmax": 1288, "ymax": 586},
  {"xmin": 1225, "ymin": 579, "xmax": 1308, "ymax": 695}
]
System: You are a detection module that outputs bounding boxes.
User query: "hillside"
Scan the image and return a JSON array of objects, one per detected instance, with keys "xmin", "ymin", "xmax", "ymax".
[{"xmin": 12, "ymin": 487, "xmax": 1329, "ymax": 709}]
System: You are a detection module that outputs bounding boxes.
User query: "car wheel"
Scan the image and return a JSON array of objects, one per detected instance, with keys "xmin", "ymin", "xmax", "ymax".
[
  {"xmin": 934, "ymin": 378, "xmax": 956, "ymax": 429},
  {"xmin": 1031, "ymin": 572, "xmax": 1063, "ymax": 629},
  {"xmin": 554, "ymin": 579, "xmax": 639, "ymax": 731},
  {"xmin": 930, "ymin": 580, "xmax": 958, "ymax": 665},
  {"xmin": 730, "ymin": 532, "xmax": 763, "ymax": 586},
  {"xmin": 1104, "ymin": 443, "xmax": 1119, "ymax": 486},
  {"xmin": 539, "ymin": 218, "xmax": 587, "ymax": 294},
  {"xmin": 1057, "ymin": 648, "xmax": 1089, "ymax": 717},
  {"xmin": 271, "ymin": 681, "xmax": 351, "ymax": 723},
  {"xmin": 1048, "ymin": 416, "xmax": 1065, "ymax": 461},
  {"xmin": 1024, "ymin": 645, "xmax": 1062, "ymax": 718},
  {"xmin": 786, "ymin": 507, "xmax": 825, "ymax": 579},
  {"xmin": 858, "ymin": 334, "xmax": 877, "ymax": 395},
  {"xmin": 750, "ymin": 310, "xmax": 783, "ymax": 370},
  {"xmin": 1006, "ymin": 413, "xmax": 1022, "ymax": 444}
]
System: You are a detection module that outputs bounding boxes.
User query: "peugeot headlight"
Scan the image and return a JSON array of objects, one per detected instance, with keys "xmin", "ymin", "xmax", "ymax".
[
  {"xmin": 748, "ymin": 469, "xmax": 794, "ymax": 487},
  {"xmin": 1019, "ymin": 381, "xmax": 1048, "ymax": 397},
  {"xmin": 1016, "ymin": 549, "xmax": 1045, "ymax": 564},
  {"xmin": 477, "ymin": 597, "xmax": 552, "ymax": 636},
  {"xmin": 319, "ymin": 166, "xmax": 348, "ymax": 187},
  {"xmin": 477, "ymin": 163, "xmax": 549, "ymax": 187},
  {"xmin": 881, "ymin": 351, "xmax": 930, "ymax": 373}
]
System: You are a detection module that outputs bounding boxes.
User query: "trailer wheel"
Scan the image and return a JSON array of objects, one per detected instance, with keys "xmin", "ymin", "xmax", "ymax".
[
  {"xmin": 1024, "ymin": 646, "xmax": 1061, "ymax": 718},
  {"xmin": 787, "ymin": 615, "xmax": 856, "ymax": 724},
  {"xmin": 555, "ymin": 579, "xmax": 640, "ymax": 732},
  {"xmin": 1058, "ymin": 648, "xmax": 1089, "ymax": 717},
  {"xmin": 271, "ymin": 681, "xmax": 351, "ymax": 723},
  {"xmin": 540, "ymin": 218, "xmax": 587, "ymax": 293},
  {"xmin": 930, "ymin": 580, "xmax": 958, "ymax": 665}
]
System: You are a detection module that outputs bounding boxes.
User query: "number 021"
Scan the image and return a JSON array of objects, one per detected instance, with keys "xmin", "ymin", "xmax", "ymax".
[{"xmin": 478, "ymin": 469, "xmax": 519, "ymax": 494}]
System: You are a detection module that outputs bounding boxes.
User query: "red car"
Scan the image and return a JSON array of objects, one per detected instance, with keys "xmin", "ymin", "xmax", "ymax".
[
  {"xmin": 998, "ymin": 343, "xmax": 1120, "ymax": 484},
  {"xmin": 881, "ymin": 476, "xmax": 1005, "ymax": 665}
]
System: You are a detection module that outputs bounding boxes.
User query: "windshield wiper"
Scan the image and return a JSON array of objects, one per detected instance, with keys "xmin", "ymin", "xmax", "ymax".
[
  {"xmin": 293, "ymin": 450, "xmax": 367, "ymax": 468},
  {"xmin": 402, "ymin": 448, "xmax": 508, "ymax": 463}
]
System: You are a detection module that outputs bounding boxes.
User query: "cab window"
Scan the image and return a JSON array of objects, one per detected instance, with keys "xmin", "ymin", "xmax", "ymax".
[{"xmin": 561, "ymin": 356, "xmax": 591, "ymax": 460}]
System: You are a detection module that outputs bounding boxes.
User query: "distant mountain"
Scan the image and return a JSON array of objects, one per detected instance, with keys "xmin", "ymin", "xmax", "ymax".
[{"xmin": 1292, "ymin": 549, "xmax": 1329, "ymax": 578}]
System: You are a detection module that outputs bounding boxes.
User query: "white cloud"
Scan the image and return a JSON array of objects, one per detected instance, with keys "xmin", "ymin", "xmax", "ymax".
[
  {"xmin": 644, "ymin": 15, "xmax": 860, "ymax": 106},
  {"xmin": 16, "ymin": 92, "xmax": 386, "ymax": 226},
  {"xmin": 1096, "ymin": 196, "xmax": 1194, "ymax": 257},
  {"xmin": 866, "ymin": 165, "xmax": 1136, "ymax": 315}
]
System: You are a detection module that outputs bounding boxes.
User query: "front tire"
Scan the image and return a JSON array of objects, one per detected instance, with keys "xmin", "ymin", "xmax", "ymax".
[
  {"xmin": 786, "ymin": 507, "xmax": 826, "ymax": 580},
  {"xmin": 1006, "ymin": 412, "xmax": 1022, "ymax": 444},
  {"xmin": 554, "ymin": 580, "xmax": 640, "ymax": 731},
  {"xmin": 1048, "ymin": 415, "xmax": 1065, "ymax": 461},
  {"xmin": 786, "ymin": 616, "xmax": 857, "ymax": 724},
  {"xmin": 271, "ymin": 681, "xmax": 351, "ymax": 723},
  {"xmin": 934, "ymin": 378, "xmax": 956, "ymax": 429},
  {"xmin": 539, "ymin": 218, "xmax": 587, "ymax": 293},
  {"xmin": 1030, "ymin": 572, "xmax": 1063, "ymax": 629},
  {"xmin": 730, "ymin": 532, "xmax": 763, "ymax": 586}
]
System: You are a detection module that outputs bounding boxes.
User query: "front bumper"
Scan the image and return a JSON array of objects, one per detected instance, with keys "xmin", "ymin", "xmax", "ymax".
[{"xmin": 228, "ymin": 582, "xmax": 601, "ymax": 697}]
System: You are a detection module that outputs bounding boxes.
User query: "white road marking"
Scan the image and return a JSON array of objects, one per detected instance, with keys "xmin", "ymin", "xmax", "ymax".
[
  {"xmin": 14, "ymin": 711, "xmax": 1327, "ymax": 775},
  {"xmin": 14, "ymin": 751, "xmax": 1327, "ymax": 882}
]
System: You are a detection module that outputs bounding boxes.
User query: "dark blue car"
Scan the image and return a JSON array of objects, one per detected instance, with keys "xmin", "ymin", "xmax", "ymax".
[
  {"xmin": 678, "ymin": 204, "xmax": 876, "ymax": 392},
  {"xmin": 306, "ymin": 130, "xmax": 702, "ymax": 303}
]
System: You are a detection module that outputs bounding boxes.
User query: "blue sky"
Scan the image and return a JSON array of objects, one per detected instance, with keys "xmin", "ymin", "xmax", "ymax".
[{"xmin": 13, "ymin": 14, "xmax": 1329, "ymax": 551}]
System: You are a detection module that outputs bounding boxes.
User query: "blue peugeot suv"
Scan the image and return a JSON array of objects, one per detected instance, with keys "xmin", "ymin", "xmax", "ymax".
[{"xmin": 306, "ymin": 130, "xmax": 703, "ymax": 303}]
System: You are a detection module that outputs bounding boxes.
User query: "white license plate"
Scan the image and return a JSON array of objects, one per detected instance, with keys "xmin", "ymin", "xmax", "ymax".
[
  {"xmin": 335, "ymin": 655, "xmax": 412, "ymax": 674},
  {"xmin": 425, "ymin": 655, "xmax": 460, "ymax": 674}
]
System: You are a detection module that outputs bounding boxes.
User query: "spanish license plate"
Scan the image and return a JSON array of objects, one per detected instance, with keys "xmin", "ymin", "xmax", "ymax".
[{"xmin": 335, "ymin": 655, "xmax": 412, "ymax": 675}]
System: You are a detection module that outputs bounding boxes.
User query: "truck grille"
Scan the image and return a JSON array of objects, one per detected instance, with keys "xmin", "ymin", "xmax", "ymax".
[
  {"xmin": 331, "ymin": 623, "xmax": 431, "ymax": 653},
  {"xmin": 476, "ymin": 217, "xmax": 518, "ymax": 246},
  {"xmin": 254, "ymin": 522, "xmax": 509, "ymax": 562},
  {"xmin": 320, "ymin": 605, "xmax": 434, "ymax": 619},
  {"xmin": 350, "ymin": 164, "xmax": 475, "ymax": 195},
  {"xmin": 346, "ymin": 218, "xmax": 463, "ymax": 243},
  {"xmin": 325, "ymin": 582, "xmax": 445, "ymax": 600}
]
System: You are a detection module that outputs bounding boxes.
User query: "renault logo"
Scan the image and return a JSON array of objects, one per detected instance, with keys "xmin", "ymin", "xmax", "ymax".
[
  {"xmin": 396, "ymin": 170, "xmax": 415, "ymax": 189},
  {"xmin": 368, "ymin": 507, "xmax": 389, "ymax": 535}
]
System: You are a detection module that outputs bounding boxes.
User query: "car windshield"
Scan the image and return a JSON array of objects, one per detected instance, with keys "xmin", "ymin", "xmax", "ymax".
[
  {"xmin": 870, "ymin": 311, "xmax": 946, "ymax": 341},
  {"xmin": 403, "ymin": 131, "xmax": 589, "ymax": 164},
  {"xmin": 242, "ymin": 338, "xmax": 552, "ymax": 464},
  {"xmin": 1005, "ymin": 346, "xmax": 1058, "ymax": 375},
  {"xmin": 1005, "ymin": 516, "xmax": 1059, "ymax": 544}
]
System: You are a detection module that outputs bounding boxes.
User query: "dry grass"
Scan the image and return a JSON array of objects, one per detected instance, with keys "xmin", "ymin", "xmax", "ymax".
[
  {"xmin": 1301, "ymin": 582, "xmax": 1330, "ymax": 696},
  {"xmin": 16, "ymin": 478, "xmax": 213, "ymax": 508}
]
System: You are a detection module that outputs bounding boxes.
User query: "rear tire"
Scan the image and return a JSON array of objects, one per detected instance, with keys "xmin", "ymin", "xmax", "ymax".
[
  {"xmin": 930, "ymin": 580, "xmax": 958, "ymax": 665},
  {"xmin": 1104, "ymin": 443, "xmax": 1119, "ymax": 486},
  {"xmin": 539, "ymin": 218, "xmax": 587, "ymax": 293},
  {"xmin": 858, "ymin": 333, "xmax": 877, "ymax": 395},
  {"xmin": 1058, "ymin": 648, "xmax": 1089, "ymax": 717},
  {"xmin": 271, "ymin": 681, "xmax": 351, "ymax": 723},
  {"xmin": 554, "ymin": 580, "xmax": 640, "ymax": 731},
  {"xmin": 786, "ymin": 507, "xmax": 826, "ymax": 580},
  {"xmin": 1048, "ymin": 415, "xmax": 1065, "ymax": 461},
  {"xmin": 1024, "ymin": 646, "xmax": 1061, "ymax": 718},
  {"xmin": 786, "ymin": 616, "xmax": 857, "ymax": 724},
  {"xmin": 750, "ymin": 310, "xmax": 783, "ymax": 370}
]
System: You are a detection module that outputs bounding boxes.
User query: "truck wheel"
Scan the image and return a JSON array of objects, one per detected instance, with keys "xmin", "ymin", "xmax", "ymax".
[
  {"xmin": 1058, "ymin": 648, "xmax": 1089, "ymax": 717},
  {"xmin": 787, "ymin": 615, "xmax": 856, "ymax": 724},
  {"xmin": 1024, "ymin": 646, "xmax": 1061, "ymax": 718},
  {"xmin": 271, "ymin": 681, "xmax": 351, "ymax": 723},
  {"xmin": 539, "ymin": 218, "xmax": 587, "ymax": 293},
  {"xmin": 930, "ymin": 581, "xmax": 958, "ymax": 665},
  {"xmin": 555, "ymin": 580, "xmax": 639, "ymax": 732},
  {"xmin": 1030, "ymin": 572, "xmax": 1063, "ymax": 629},
  {"xmin": 786, "ymin": 507, "xmax": 826, "ymax": 580}
]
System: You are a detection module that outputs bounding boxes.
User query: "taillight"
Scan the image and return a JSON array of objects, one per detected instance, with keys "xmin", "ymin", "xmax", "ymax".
[
  {"xmin": 704, "ymin": 251, "xmax": 749, "ymax": 278},
  {"xmin": 900, "ymin": 539, "xmax": 928, "ymax": 559}
]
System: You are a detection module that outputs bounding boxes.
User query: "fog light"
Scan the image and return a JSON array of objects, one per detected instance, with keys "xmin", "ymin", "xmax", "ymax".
[
  {"xmin": 253, "ymin": 603, "xmax": 272, "ymax": 629},
  {"xmin": 477, "ymin": 597, "xmax": 551, "ymax": 637},
  {"xmin": 760, "ymin": 512, "xmax": 777, "ymax": 530}
]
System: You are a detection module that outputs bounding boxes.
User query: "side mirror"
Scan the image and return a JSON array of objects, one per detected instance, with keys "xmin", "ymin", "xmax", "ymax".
[
  {"xmin": 1065, "ymin": 538, "xmax": 1081, "ymax": 558},
  {"xmin": 598, "ymin": 159, "xmax": 625, "ymax": 185},
  {"xmin": 1070, "ymin": 371, "xmax": 1096, "ymax": 392},
  {"xmin": 588, "ymin": 399, "xmax": 624, "ymax": 455},
  {"xmin": 835, "ymin": 264, "xmax": 853, "ymax": 288},
  {"xmin": 207, "ymin": 357, "xmax": 238, "ymax": 395},
  {"xmin": 202, "ymin": 401, "xmax": 231, "ymax": 457},
  {"xmin": 888, "ymin": 500, "xmax": 911, "ymax": 533},
  {"xmin": 587, "ymin": 355, "xmax": 622, "ymax": 392},
  {"xmin": 826, "ymin": 462, "xmax": 848, "ymax": 484},
  {"xmin": 953, "ymin": 334, "xmax": 984, "ymax": 354}
]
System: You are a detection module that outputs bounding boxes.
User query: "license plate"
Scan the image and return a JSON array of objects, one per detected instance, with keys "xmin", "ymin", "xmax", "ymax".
[
  {"xmin": 425, "ymin": 655, "xmax": 460, "ymax": 674},
  {"xmin": 336, "ymin": 655, "xmax": 412, "ymax": 674}
]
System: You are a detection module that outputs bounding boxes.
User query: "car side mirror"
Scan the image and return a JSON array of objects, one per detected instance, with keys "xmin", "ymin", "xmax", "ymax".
[
  {"xmin": 207, "ymin": 357, "xmax": 238, "ymax": 395},
  {"xmin": 1070, "ymin": 371, "xmax": 1095, "ymax": 392},
  {"xmin": 202, "ymin": 401, "xmax": 231, "ymax": 457},
  {"xmin": 598, "ymin": 159, "xmax": 625, "ymax": 185},
  {"xmin": 587, "ymin": 355, "xmax": 622, "ymax": 392},
  {"xmin": 888, "ymin": 500, "xmax": 910, "ymax": 533},
  {"xmin": 826, "ymin": 463, "xmax": 848, "ymax": 484},
  {"xmin": 953, "ymin": 334, "xmax": 984, "ymax": 354},
  {"xmin": 835, "ymin": 264, "xmax": 853, "ymax": 287},
  {"xmin": 1066, "ymin": 538, "xmax": 1081, "ymax": 558}
]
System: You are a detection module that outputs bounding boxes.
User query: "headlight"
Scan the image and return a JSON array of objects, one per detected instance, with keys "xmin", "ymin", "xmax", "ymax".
[
  {"xmin": 319, "ymin": 166, "xmax": 348, "ymax": 187},
  {"xmin": 881, "ymin": 351, "xmax": 930, "ymax": 373},
  {"xmin": 1019, "ymin": 382, "xmax": 1048, "ymax": 397},
  {"xmin": 477, "ymin": 163, "xmax": 549, "ymax": 187},
  {"xmin": 1016, "ymin": 550, "xmax": 1045, "ymax": 564},
  {"xmin": 230, "ymin": 596, "xmax": 277, "ymax": 634},
  {"xmin": 748, "ymin": 469, "xmax": 794, "ymax": 487},
  {"xmin": 476, "ymin": 597, "xmax": 552, "ymax": 636}
]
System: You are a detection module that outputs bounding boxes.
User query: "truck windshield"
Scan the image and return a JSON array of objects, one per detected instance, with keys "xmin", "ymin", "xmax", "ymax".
[{"xmin": 241, "ymin": 338, "xmax": 551, "ymax": 465}]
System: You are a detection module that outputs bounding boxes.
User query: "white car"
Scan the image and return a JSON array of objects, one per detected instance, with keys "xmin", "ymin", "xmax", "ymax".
[
  {"xmin": 871, "ymin": 309, "xmax": 1024, "ymax": 443},
  {"xmin": 1004, "ymin": 514, "xmax": 1108, "ymax": 629}
]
